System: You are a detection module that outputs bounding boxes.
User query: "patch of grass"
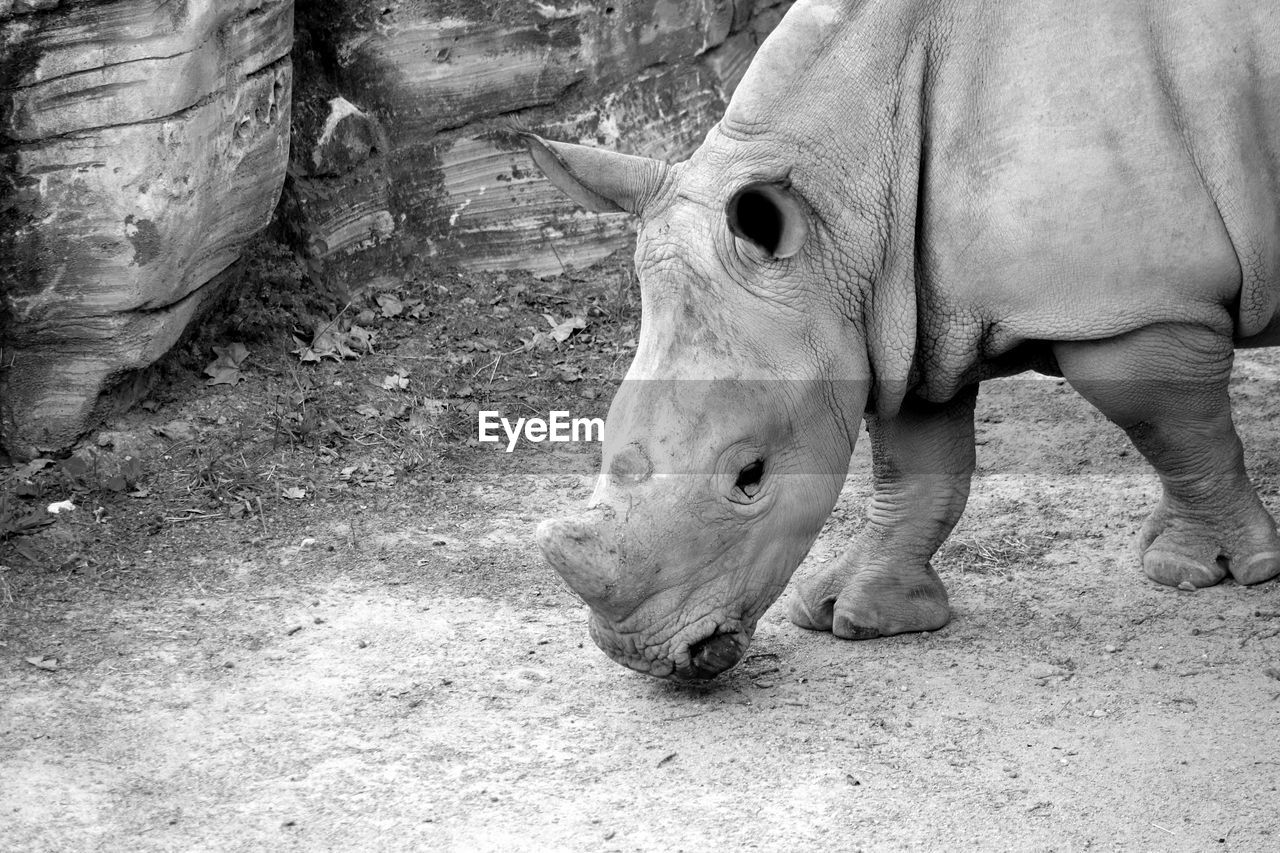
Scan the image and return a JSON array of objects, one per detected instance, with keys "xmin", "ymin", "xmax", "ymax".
[{"xmin": 939, "ymin": 532, "xmax": 1058, "ymax": 576}]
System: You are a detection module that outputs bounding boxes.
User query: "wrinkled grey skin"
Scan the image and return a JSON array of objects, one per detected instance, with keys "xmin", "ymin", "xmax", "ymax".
[{"xmin": 532, "ymin": 0, "xmax": 1280, "ymax": 680}]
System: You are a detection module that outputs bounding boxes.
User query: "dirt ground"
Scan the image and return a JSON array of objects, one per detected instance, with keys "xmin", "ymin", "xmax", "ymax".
[{"xmin": 3, "ymin": 265, "xmax": 1279, "ymax": 852}]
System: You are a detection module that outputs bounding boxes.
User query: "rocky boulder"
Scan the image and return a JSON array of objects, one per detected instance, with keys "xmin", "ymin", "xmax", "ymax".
[
  {"xmin": 0, "ymin": 0, "xmax": 293, "ymax": 458},
  {"xmin": 288, "ymin": 0, "xmax": 794, "ymax": 280},
  {"xmin": 0, "ymin": 0, "xmax": 794, "ymax": 458}
]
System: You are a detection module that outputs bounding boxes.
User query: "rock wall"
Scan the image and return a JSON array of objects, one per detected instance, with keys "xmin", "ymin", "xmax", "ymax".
[
  {"xmin": 0, "ymin": 0, "xmax": 793, "ymax": 458},
  {"xmin": 0, "ymin": 1, "xmax": 293, "ymax": 458},
  {"xmin": 289, "ymin": 0, "xmax": 793, "ymax": 281}
]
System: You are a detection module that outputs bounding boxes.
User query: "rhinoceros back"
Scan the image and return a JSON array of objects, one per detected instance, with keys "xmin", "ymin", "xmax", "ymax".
[{"xmin": 726, "ymin": 0, "xmax": 1280, "ymax": 345}]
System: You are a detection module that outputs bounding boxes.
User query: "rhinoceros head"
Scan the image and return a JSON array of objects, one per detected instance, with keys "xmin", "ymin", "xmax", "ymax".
[{"xmin": 526, "ymin": 84, "xmax": 915, "ymax": 679}]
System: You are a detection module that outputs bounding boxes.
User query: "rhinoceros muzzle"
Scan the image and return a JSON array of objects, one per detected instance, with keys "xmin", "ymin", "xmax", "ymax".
[
  {"xmin": 583, "ymin": 611, "xmax": 753, "ymax": 681},
  {"xmin": 538, "ymin": 514, "xmax": 755, "ymax": 680}
]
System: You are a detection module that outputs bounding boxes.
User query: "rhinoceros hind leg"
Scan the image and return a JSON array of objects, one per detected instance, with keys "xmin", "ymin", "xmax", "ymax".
[
  {"xmin": 1055, "ymin": 323, "xmax": 1280, "ymax": 589},
  {"xmin": 1137, "ymin": 494, "xmax": 1280, "ymax": 587},
  {"xmin": 789, "ymin": 387, "xmax": 977, "ymax": 639}
]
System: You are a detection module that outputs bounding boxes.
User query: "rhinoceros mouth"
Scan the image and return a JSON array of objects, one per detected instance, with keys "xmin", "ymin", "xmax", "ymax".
[{"xmin": 587, "ymin": 613, "xmax": 753, "ymax": 681}]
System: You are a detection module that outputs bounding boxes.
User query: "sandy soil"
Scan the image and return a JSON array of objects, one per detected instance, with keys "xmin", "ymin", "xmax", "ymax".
[{"xmin": 3, "ymin": 339, "xmax": 1279, "ymax": 851}]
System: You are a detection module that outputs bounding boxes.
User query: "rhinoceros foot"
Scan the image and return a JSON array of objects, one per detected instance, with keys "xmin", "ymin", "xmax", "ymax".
[
  {"xmin": 1137, "ymin": 495, "xmax": 1280, "ymax": 588},
  {"xmin": 789, "ymin": 556, "xmax": 951, "ymax": 640}
]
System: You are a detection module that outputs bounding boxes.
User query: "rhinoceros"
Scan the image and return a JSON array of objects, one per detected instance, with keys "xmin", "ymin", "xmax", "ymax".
[{"xmin": 528, "ymin": 0, "xmax": 1280, "ymax": 680}]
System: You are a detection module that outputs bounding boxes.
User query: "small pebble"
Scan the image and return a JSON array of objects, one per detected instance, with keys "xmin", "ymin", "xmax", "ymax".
[
  {"xmin": 1028, "ymin": 663, "xmax": 1066, "ymax": 680},
  {"xmin": 1104, "ymin": 644, "xmax": 1118, "ymax": 653}
]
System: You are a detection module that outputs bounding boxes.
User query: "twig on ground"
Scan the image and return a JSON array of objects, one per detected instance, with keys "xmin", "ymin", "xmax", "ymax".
[
  {"xmin": 658, "ymin": 711, "xmax": 711, "ymax": 722},
  {"xmin": 1240, "ymin": 627, "xmax": 1280, "ymax": 647}
]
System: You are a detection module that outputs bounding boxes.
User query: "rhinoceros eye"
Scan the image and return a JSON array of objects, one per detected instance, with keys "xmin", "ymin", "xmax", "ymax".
[
  {"xmin": 733, "ymin": 459, "xmax": 765, "ymax": 501},
  {"xmin": 726, "ymin": 183, "xmax": 808, "ymax": 260}
]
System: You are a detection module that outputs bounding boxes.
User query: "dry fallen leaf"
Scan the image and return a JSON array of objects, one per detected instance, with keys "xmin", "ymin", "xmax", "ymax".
[
  {"xmin": 218, "ymin": 342, "xmax": 249, "ymax": 364},
  {"xmin": 377, "ymin": 294, "xmax": 404, "ymax": 318},
  {"xmin": 1, "ymin": 508, "xmax": 54, "ymax": 538},
  {"xmin": 204, "ymin": 343, "xmax": 250, "ymax": 386},
  {"xmin": 154, "ymin": 420, "xmax": 197, "ymax": 442},
  {"xmin": 524, "ymin": 330, "xmax": 555, "ymax": 352},
  {"xmin": 206, "ymin": 365, "xmax": 241, "ymax": 386},
  {"xmin": 346, "ymin": 324, "xmax": 375, "ymax": 353},
  {"xmin": 282, "ymin": 486, "xmax": 306, "ymax": 500},
  {"xmin": 292, "ymin": 337, "xmax": 323, "ymax": 363},
  {"xmin": 294, "ymin": 321, "xmax": 364, "ymax": 363},
  {"xmin": 5, "ymin": 458, "xmax": 53, "ymax": 482},
  {"xmin": 544, "ymin": 313, "xmax": 587, "ymax": 343},
  {"xmin": 380, "ymin": 371, "xmax": 410, "ymax": 391}
]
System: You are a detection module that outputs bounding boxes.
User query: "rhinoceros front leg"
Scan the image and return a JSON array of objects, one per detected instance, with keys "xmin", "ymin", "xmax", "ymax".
[
  {"xmin": 1055, "ymin": 323, "xmax": 1280, "ymax": 588},
  {"xmin": 790, "ymin": 386, "xmax": 977, "ymax": 639}
]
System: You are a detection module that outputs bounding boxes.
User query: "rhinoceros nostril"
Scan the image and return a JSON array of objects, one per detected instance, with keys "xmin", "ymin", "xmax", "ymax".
[{"xmin": 682, "ymin": 632, "xmax": 744, "ymax": 680}]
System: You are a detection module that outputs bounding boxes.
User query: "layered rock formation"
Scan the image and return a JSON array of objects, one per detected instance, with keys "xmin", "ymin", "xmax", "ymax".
[
  {"xmin": 0, "ymin": 1, "xmax": 293, "ymax": 457},
  {"xmin": 289, "ymin": 0, "xmax": 793, "ymax": 279},
  {"xmin": 0, "ymin": 0, "xmax": 793, "ymax": 457}
]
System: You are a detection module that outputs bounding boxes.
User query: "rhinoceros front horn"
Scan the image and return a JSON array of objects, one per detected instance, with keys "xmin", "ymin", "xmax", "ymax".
[{"xmin": 536, "ymin": 516, "xmax": 625, "ymax": 614}]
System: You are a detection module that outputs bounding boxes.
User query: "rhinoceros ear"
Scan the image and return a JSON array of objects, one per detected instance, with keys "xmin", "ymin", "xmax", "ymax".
[{"xmin": 522, "ymin": 133, "xmax": 668, "ymax": 215}]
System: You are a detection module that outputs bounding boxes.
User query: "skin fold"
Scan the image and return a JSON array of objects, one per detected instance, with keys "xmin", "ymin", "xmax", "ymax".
[{"xmin": 531, "ymin": 0, "xmax": 1280, "ymax": 680}]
